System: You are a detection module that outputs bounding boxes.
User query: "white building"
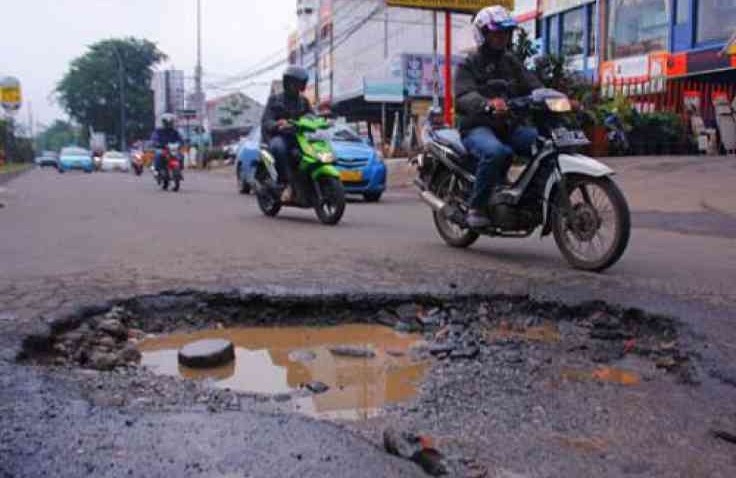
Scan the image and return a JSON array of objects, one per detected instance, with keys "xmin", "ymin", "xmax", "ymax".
[{"xmin": 152, "ymin": 69, "xmax": 186, "ymax": 126}]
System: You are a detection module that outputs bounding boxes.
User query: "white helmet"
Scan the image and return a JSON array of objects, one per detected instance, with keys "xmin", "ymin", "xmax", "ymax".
[
  {"xmin": 161, "ymin": 113, "xmax": 176, "ymax": 127},
  {"xmin": 472, "ymin": 5, "xmax": 518, "ymax": 46}
]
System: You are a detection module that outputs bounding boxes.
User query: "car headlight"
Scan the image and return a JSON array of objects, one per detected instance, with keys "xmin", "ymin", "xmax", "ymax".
[
  {"xmin": 317, "ymin": 151, "xmax": 335, "ymax": 164},
  {"xmin": 545, "ymin": 97, "xmax": 572, "ymax": 113}
]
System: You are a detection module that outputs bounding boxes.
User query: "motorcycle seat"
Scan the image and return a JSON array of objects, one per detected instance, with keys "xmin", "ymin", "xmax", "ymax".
[{"xmin": 431, "ymin": 128, "xmax": 467, "ymax": 156}]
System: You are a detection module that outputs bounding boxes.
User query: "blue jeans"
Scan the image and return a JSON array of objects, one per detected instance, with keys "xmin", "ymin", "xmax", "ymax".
[
  {"xmin": 268, "ymin": 135, "xmax": 297, "ymax": 185},
  {"xmin": 463, "ymin": 126, "xmax": 538, "ymax": 209}
]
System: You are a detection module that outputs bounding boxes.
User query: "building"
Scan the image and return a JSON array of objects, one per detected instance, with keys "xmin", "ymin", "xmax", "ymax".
[
  {"xmin": 205, "ymin": 92, "xmax": 264, "ymax": 145},
  {"xmin": 288, "ymin": 0, "xmax": 476, "ymax": 141},
  {"xmin": 152, "ymin": 70, "xmax": 186, "ymax": 127},
  {"xmin": 536, "ymin": 0, "xmax": 735, "ymax": 120}
]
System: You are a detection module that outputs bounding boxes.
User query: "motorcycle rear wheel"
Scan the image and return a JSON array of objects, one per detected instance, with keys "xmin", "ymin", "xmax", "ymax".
[
  {"xmin": 432, "ymin": 171, "xmax": 479, "ymax": 248},
  {"xmin": 552, "ymin": 175, "xmax": 630, "ymax": 272}
]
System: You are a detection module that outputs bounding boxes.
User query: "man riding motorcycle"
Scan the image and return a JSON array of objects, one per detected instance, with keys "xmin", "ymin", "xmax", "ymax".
[
  {"xmin": 455, "ymin": 5, "xmax": 543, "ymax": 228},
  {"xmin": 260, "ymin": 65, "xmax": 313, "ymax": 202},
  {"xmin": 150, "ymin": 113, "xmax": 184, "ymax": 174}
]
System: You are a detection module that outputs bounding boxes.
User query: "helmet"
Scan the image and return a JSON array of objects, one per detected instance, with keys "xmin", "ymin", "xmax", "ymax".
[
  {"xmin": 161, "ymin": 113, "xmax": 176, "ymax": 128},
  {"xmin": 472, "ymin": 5, "xmax": 517, "ymax": 46},
  {"xmin": 283, "ymin": 65, "xmax": 308, "ymax": 93}
]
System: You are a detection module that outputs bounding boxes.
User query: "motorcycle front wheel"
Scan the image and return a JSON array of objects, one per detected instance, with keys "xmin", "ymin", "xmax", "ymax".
[
  {"xmin": 314, "ymin": 176, "xmax": 345, "ymax": 225},
  {"xmin": 552, "ymin": 175, "xmax": 630, "ymax": 272}
]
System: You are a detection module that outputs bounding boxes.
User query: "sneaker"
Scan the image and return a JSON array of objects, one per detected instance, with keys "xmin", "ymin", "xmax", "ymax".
[
  {"xmin": 280, "ymin": 186, "xmax": 293, "ymax": 203},
  {"xmin": 466, "ymin": 209, "xmax": 491, "ymax": 228}
]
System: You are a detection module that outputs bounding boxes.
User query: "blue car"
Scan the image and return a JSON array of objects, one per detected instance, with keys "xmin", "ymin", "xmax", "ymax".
[
  {"xmin": 236, "ymin": 125, "xmax": 386, "ymax": 202},
  {"xmin": 58, "ymin": 146, "xmax": 94, "ymax": 173}
]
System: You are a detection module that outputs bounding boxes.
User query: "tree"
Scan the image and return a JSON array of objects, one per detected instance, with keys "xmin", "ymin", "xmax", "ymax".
[
  {"xmin": 56, "ymin": 38, "xmax": 166, "ymax": 148},
  {"xmin": 36, "ymin": 120, "xmax": 81, "ymax": 152},
  {"xmin": 512, "ymin": 28, "xmax": 538, "ymax": 66}
]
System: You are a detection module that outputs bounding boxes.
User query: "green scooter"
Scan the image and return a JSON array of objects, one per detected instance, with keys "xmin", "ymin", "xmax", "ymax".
[{"xmin": 254, "ymin": 115, "xmax": 346, "ymax": 225}]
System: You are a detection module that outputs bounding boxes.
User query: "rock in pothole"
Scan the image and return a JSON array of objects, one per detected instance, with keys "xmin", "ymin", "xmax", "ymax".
[
  {"xmin": 178, "ymin": 339, "xmax": 235, "ymax": 368},
  {"xmin": 328, "ymin": 345, "xmax": 376, "ymax": 358}
]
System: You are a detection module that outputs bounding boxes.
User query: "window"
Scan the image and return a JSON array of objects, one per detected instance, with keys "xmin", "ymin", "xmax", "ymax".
[
  {"xmin": 562, "ymin": 7, "xmax": 585, "ymax": 56},
  {"xmin": 588, "ymin": 3, "xmax": 597, "ymax": 56},
  {"xmin": 547, "ymin": 16, "xmax": 559, "ymax": 54},
  {"xmin": 676, "ymin": 0, "xmax": 689, "ymax": 24},
  {"xmin": 697, "ymin": 0, "xmax": 736, "ymax": 43},
  {"xmin": 607, "ymin": 0, "xmax": 669, "ymax": 59}
]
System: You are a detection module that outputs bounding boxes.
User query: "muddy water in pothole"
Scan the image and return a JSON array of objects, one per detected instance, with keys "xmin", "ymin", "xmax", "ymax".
[{"xmin": 138, "ymin": 324, "xmax": 428, "ymax": 420}]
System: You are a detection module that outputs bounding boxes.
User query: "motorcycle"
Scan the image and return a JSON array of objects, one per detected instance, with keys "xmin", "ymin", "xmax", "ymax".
[
  {"xmin": 155, "ymin": 143, "xmax": 183, "ymax": 192},
  {"xmin": 253, "ymin": 115, "xmax": 346, "ymax": 225},
  {"xmin": 414, "ymin": 88, "xmax": 630, "ymax": 272},
  {"xmin": 604, "ymin": 112, "xmax": 630, "ymax": 155},
  {"xmin": 131, "ymin": 150, "xmax": 144, "ymax": 176}
]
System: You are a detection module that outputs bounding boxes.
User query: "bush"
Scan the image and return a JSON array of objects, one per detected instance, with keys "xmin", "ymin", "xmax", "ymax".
[{"xmin": 630, "ymin": 112, "xmax": 685, "ymax": 155}]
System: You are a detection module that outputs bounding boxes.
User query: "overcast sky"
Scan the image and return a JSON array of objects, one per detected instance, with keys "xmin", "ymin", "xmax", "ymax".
[{"xmin": 2, "ymin": 0, "xmax": 297, "ymax": 129}]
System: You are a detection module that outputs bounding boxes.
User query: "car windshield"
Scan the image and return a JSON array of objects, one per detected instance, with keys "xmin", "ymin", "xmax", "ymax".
[
  {"xmin": 328, "ymin": 126, "xmax": 363, "ymax": 143},
  {"xmin": 61, "ymin": 147, "xmax": 90, "ymax": 156}
]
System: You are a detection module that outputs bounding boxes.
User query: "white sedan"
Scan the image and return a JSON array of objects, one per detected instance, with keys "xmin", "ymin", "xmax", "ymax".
[{"xmin": 100, "ymin": 151, "xmax": 130, "ymax": 172}]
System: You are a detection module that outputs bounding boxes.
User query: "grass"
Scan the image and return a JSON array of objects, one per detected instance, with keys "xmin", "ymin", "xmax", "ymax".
[{"xmin": 0, "ymin": 162, "xmax": 33, "ymax": 174}]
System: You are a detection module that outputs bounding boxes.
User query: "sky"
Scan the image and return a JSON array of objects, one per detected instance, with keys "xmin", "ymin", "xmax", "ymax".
[{"xmin": 1, "ymin": 0, "xmax": 297, "ymax": 131}]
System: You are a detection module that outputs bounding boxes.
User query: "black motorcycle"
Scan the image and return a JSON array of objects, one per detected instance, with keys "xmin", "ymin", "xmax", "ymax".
[{"xmin": 414, "ymin": 88, "xmax": 630, "ymax": 272}]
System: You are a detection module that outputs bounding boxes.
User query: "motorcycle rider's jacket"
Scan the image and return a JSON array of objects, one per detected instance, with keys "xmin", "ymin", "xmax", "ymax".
[
  {"xmin": 261, "ymin": 92, "xmax": 313, "ymax": 143},
  {"xmin": 150, "ymin": 127, "xmax": 183, "ymax": 148},
  {"xmin": 455, "ymin": 44, "xmax": 542, "ymax": 136}
]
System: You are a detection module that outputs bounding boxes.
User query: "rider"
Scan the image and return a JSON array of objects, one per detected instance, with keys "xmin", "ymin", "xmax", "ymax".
[
  {"xmin": 455, "ymin": 5, "xmax": 543, "ymax": 228},
  {"xmin": 150, "ymin": 113, "xmax": 183, "ymax": 174},
  {"xmin": 261, "ymin": 65, "xmax": 313, "ymax": 201}
]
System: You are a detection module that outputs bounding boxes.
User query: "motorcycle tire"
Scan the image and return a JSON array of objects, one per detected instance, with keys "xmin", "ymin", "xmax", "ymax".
[
  {"xmin": 552, "ymin": 175, "xmax": 630, "ymax": 272},
  {"xmin": 314, "ymin": 176, "xmax": 345, "ymax": 226},
  {"xmin": 172, "ymin": 177, "xmax": 180, "ymax": 192},
  {"xmin": 254, "ymin": 162, "xmax": 281, "ymax": 217},
  {"xmin": 431, "ymin": 171, "xmax": 479, "ymax": 248}
]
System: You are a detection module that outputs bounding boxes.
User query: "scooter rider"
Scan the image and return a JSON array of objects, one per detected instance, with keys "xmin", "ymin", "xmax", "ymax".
[
  {"xmin": 261, "ymin": 65, "xmax": 313, "ymax": 202},
  {"xmin": 455, "ymin": 5, "xmax": 543, "ymax": 228},
  {"xmin": 151, "ymin": 113, "xmax": 184, "ymax": 174}
]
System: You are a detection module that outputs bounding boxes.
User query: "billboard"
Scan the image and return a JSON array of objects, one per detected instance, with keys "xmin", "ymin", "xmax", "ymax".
[
  {"xmin": 404, "ymin": 54, "xmax": 463, "ymax": 98},
  {"xmin": 386, "ymin": 0, "xmax": 513, "ymax": 13}
]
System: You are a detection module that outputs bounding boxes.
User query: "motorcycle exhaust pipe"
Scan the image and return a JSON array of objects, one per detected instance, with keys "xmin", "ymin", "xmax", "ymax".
[{"xmin": 419, "ymin": 190, "xmax": 447, "ymax": 213}]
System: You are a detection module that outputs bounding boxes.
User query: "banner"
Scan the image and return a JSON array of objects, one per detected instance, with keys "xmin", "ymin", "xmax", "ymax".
[
  {"xmin": 386, "ymin": 0, "xmax": 513, "ymax": 13},
  {"xmin": 0, "ymin": 76, "xmax": 22, "ymax": 112}
]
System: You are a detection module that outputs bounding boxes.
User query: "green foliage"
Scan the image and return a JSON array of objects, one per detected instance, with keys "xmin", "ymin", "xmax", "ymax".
[
  {"xmin": 630, "ymin": 112, "xmax": 685, "ymax": 154},
  {"xmin": 0, "ymin": 119, "xmax": 35, "ymax": 163},
  {"xmin": 56, "ymin": 38, "xmax": 166, "ymax": 148},
  {"xmin": 594, "ymin": 95, "xmax": 636, "ymax": 130},
  {"xmin": 36, "ymin": 120, "xmax": 82, "ymax": 152},
  {"xmin": 512, "ymin": 28, "xmax": 538, "ymax": 65}
]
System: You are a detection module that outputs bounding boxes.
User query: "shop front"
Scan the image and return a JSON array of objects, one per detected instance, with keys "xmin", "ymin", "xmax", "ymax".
[{"xmin": 541, "ymin": 0, "xmax": 599, "ymax": 76}]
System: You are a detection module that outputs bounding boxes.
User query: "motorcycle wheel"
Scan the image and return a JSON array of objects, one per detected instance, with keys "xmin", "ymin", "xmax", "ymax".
[
  {"xmin": 314, "ymin": 176, "xmax": 345, "ymax": 225},
  {"xmin": 254, "ymin": 162, "xmax": 281, "ymax": 217},
  {"xmin": 172, "ymin": 176, "xmax": 180, "ymax": 192},
  {"xmin": 552, "ymin": 175, "xmax": 630, "ymax": 272},
  {"xmin": 432, "ymin": 171, "xmax": 479, "ymax": 248},
  {"xmin": 160, "ymin": 172, "xmax": 169, "ymax": 191}
]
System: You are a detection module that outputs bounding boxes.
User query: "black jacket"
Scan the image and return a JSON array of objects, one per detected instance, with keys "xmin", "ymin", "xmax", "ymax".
[
  {"xmin": 260, "ymin": 92, "xmax": 313, "ymax": 143},
  {"xmin": 454, "ymin": 46, "xmax": 542, "ymax": 135}
]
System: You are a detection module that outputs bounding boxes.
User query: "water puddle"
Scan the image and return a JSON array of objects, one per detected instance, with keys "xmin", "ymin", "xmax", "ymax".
[
  {"xmin": 138, "ymin": 324, "xmax": 428, "ymax": 420},
  {"xmin": 562, "ymin": 367, "xmax": 641, "ymax": 386}
]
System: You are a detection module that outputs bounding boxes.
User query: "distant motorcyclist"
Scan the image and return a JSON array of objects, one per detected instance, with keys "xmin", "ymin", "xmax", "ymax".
[
  {"xmin": 150, "ymin": 113, "xmax": 183, "ymax": 173},
  {"xmin": 261, "ymin": 65, "xmax": 313, "ymax": 201},
  {"xmin": 455, "ymin": 5, "xmax": 543, "ymax": 228}
]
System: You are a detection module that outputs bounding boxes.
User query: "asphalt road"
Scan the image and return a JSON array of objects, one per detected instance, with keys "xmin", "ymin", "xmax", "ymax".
[{"xmin": 2, "ymin": 161, "xmax": 736, "ymax": 476}]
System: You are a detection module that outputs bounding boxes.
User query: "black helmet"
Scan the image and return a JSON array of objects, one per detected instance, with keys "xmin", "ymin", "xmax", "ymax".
[{"xmin": 283, "ymin": 65, "xmax": 308, "ymax": 93}]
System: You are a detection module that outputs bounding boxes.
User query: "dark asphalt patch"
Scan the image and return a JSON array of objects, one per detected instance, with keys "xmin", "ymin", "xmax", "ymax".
[{"xmin": 633, "ymin": 210, "xmax": 736, "ymax": 239}]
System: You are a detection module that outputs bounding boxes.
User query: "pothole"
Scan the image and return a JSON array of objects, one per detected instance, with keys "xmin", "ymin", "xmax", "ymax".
[{"xmin": 137, "ymin": 324, "xmax": 428, "ymax": 420}]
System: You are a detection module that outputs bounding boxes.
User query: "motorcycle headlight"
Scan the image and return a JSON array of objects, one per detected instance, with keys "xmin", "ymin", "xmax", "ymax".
[
  {"xmin": 317, "ymin": 151, "xmax": 336, "ymax": 164},
  {"xmin": 545, "ymin": 97, "xmax": 572, "ymax": 113}
]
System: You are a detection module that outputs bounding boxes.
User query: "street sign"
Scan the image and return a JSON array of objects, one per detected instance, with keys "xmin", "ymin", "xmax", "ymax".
[
  {"xmin": 385, "ymin": 0, "xmax": 513, "ymax": 13},
  {"xmin": 0, "ymin": 76, "xmax": 22, "ymax": 112}
]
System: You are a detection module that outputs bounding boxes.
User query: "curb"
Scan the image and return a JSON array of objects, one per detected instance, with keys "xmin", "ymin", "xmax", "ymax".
[{"xmin": 0, "ymin": 165, "xmax": 33, "ymax": 186}]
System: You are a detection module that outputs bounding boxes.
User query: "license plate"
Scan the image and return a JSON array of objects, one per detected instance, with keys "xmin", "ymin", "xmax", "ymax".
[{"xmin": 340, "ymin": 170, "xmax": 363, "ymax": 182}]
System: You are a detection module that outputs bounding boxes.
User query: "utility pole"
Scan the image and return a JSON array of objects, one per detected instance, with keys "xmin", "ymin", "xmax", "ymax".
[
  {"xmin": 195, "ymin": 0, "xmax": 204, "ymax": 155},
  {"xmin": 315, "ymin": 0, "xmax": 322, "ymax": 107},
  {"xmin": 27, "ymin": 101, "xmax": 33, "ymax": 140}
]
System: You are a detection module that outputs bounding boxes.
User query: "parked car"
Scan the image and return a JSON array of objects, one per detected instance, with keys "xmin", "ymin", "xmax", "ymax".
[
  {"xmin": 235, "ymin": 125, "xmax": 386, "ymax": 201},
  {"xmin": 58, "ymin": 147, "xmax": 94, "ymax": 173},
  {"xmin": 35, "ymin": 151, "xmax": 58, "ymax": 168},
  {"xmin": 100, "ymin": 151, "xmax": 130, "ymax": 172}
]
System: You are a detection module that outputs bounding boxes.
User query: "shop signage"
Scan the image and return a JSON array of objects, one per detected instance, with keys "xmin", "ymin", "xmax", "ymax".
[
  {"xmin": 541, "ymin": 0, "xmax": 593, "ymax": 16},
  {"xmin": 386, "ymin": 0, "xmax": 514, "ymax": 13},
  {"xmin": 0, "ymin": 76, "xmax": 22, "ymax": 112},
  {"xmin": 364, "ymin": 79, "xmax": 405, "ymax": 103},
  {"xmin": 404, "ymin": 53, "xmax": 463, "ymax": 98}
]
